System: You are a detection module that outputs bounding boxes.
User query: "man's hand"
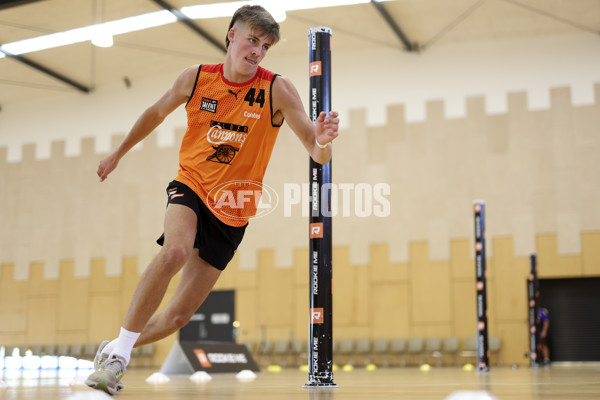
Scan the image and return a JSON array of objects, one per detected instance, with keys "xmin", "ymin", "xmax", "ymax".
[
  {"xmin": 315, "ymin": 111, "xmax": 339, "ymax": 146},
  {"xmin": 97, "ymin": 153, "xmax": 120, "ymax": 182}
]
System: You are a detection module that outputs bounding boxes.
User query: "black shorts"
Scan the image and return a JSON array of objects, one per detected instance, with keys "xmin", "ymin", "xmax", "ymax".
[{"xmin": 156, "ymin": 180, "xmax": 247, "ymax": 271}]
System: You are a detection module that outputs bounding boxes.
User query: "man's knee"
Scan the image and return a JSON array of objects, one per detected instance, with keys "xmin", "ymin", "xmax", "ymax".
[
  {"xmin": 167, "ymin": 310, "xmax": 195, "ymax": 331},
  {"xmin": 160, "ymin": 244, "xmax": 193, "ymax": 271}
]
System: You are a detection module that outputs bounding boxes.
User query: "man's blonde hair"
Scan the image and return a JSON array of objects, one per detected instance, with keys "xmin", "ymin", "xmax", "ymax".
[{"xmin": 226, "ymin": 5, "xmax": 280, "ymax": 49}]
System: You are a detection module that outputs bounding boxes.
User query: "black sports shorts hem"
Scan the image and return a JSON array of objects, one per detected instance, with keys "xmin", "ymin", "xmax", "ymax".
[{"xmin": 156, "ymin": 180, "xmax": 247, "ymax": 271}]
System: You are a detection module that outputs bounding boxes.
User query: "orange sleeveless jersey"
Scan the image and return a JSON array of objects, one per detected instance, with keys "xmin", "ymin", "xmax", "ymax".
[{"xmin": 175, "ymin": 64, "xmax": 283, "ymax": 227}]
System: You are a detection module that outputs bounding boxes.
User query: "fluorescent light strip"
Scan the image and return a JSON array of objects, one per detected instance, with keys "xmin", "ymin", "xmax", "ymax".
[
  {"xmin": 180, "ymin": 1, "xmax": 245, "ymax": 19},
  {"xmin": 181, "ymin": 0, "xmax": 371, "ymax": 18},
  {"xmin": 0, "ymin": 0, "xmax": 391, "ymax": 58},
  {"xmin": 0, "ymin": 10, "xmax": 176, "ymax": 56},
  {"xmin": 3, "ymin": 25, "xmax": 102, "ymax": 55},
  {"xmin": 101, "ymin": 10, "xmax": 177, "ymax": 36}
]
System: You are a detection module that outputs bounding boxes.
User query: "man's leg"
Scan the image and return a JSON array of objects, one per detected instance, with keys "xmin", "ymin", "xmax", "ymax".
[
  {"xmin": 121, "ymin": 203, "xmax": 198, "ymax": 334},
  {"xmin": 542, "ymin": 343, "xmax": 550, "ymax": 364},
  {"xmin": 86, "ymin": 203, "xmax": 197, "ymax": 394},
  {"xmin": 134, "ymin": 251, "xmax": 222, "ymax": 347}
]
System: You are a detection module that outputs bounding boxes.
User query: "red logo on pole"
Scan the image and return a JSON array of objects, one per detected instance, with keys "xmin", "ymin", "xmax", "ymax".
[
  {"xmin": 309, "ymin": 61, "xmax": 322, "ymax": 77},
  {"xmin": 311, "ymin": 308, "xmax": 324, "ymax": 324},
  {"xmin": 310, "ymin": 223, "xmax": 323, "ymax": 238}
]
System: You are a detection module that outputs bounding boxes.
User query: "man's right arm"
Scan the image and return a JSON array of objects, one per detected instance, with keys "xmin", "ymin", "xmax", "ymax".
[
  {"xmin": 541, "ymin": 319, "xmax": 549, "ymax": 338},
  {"xmin": 97, "ymin": 65, "xmax": 199, "ymax": 182}
]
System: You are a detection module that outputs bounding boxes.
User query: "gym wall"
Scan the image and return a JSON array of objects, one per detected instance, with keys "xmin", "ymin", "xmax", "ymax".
[{"xmin": 1, "ymin": 33, "xmax": 599, "ymax": 366}]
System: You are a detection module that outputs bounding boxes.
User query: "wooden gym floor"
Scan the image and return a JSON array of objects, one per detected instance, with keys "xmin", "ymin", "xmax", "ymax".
[{"xmin": 1, "ymin": 365, "xmax": 600, "ymax": 400}]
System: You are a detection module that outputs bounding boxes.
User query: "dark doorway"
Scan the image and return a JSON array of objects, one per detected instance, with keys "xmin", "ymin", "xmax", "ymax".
[
  {"xmin": 179, "ymin": 290, "xmax": 235, "ymax": 342},
  {"xmin": 538, "ymin": 277, "xmax": 600, "ymax": 362}
]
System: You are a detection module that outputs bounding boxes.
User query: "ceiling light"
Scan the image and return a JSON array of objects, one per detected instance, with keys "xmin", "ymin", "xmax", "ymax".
[
  {"xmin": 270, "ymin": 9, "xmax": 286, "ymax": 23},
  {"xmin": 0, "ymin": 10, "xmax": 176, "ymax": 56},
  {"xmin": 181, "ymin": 1, "xmax": 288, "ymax": 22},
  {"xmin": 285, "ymin": 0, "xmax": 369, "ymax": 11},
  {"xmin": 0, "ymin": 0, "xmax": 388, "ymax": 59},
  {"xmin": 257, "ymin": 1, "xmax": 287, "ymax": 22},
  {"xmin": 180, "ymin": 2, "xmax": 244, "ymax": 19},
  {"xmin": 2, "ymin": 26, "xmax": 98, "ymax": 55},
  {"xmin": 181, "ymin": 0, "xmax": 371, "ymax": 18},
  {"xmin": 91, "ymin": 32, "xmax": 114, "ymax": 48},
  {"xmin": 101, "ymin": 10, "xmax": 177, "ymax": 36}
]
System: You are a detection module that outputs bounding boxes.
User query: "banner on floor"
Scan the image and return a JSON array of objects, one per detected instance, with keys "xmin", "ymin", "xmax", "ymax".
[{"xmin": 160, "ymin": 341, "xmax": 259, "ymax": 375}]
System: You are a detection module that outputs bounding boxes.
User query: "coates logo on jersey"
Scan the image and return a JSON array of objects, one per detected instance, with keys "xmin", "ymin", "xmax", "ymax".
[{"xmin": 207, "ymin": 180, "xmax": 279, "ymax": 221}]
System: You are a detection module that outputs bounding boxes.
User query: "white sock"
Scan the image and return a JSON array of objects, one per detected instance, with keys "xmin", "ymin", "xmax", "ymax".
[
  {"xmin": 109, "ymin": 327, "xmax": 141, "ymax": 366},
  {"xmin": 101, "ymin": 339, "xmax": 118, "ymax": 357}
]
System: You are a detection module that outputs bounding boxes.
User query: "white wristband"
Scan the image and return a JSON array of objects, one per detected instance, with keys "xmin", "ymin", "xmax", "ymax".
[{"xmin": 315, "ymin": 138, "xmax": 328, "ymax": 149}]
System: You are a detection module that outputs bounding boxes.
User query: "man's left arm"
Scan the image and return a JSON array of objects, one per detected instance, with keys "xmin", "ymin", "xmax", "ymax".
[{"xmin": 272, "ymin": 76, "xmax": 339, "ymax": 164}]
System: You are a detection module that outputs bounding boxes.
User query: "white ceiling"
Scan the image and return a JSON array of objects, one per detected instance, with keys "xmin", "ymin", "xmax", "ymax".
[{"xmin": 0, "ymin": 0, "xmax": 598, "ymax": 105}]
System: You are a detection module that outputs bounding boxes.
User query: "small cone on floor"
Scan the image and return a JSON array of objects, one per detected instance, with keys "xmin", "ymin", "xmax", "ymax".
[
  {"xmin": 462, "ymin": 363, "xmax": 475, "ymax": 371},
  {"xmin": 420, "ymin": 363, "xmax": 432, "ymax": 372},
  {"xmin": 190, "ymin": 371, "xmax": 212, "ymax": 383},
  {"xmin": 267, "ymin": 364, "xmax": 282, "ymax": 373},
  {"xmin": 146, "ymin": 372, "xmax": 170, "ymax": 383},
  {"xmin": 236, "ymin": 369, "xmax": 257, "ymax": 382}
]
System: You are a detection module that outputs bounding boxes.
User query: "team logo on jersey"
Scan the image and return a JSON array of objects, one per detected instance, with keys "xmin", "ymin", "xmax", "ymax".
[
  {"xmin": 201, "ymin": 97, "xmax": 218, "ymax": 113},
  {"xmin": 207, "ymin": 144, "xmax": 239, "ymax": 165},
  {"xmin": 207, "ymin": 120, "xmax": 248, "ymax": 145},
  {"xmin": 206, "ymin": 120, "xmax": 248, "ymax": 164}
]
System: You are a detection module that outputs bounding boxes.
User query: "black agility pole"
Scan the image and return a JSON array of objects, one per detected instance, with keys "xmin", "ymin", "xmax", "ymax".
[
  {"xmin": 473, "ymin": 200, "xmax": 490, "ymax": 373},
  {"xmin": 528, "ymin": 253, "xmax": 539, "ymax": 367},
  {"xmin": 304, "ymin": 26, "xmax": 337, "ymax": 389}
]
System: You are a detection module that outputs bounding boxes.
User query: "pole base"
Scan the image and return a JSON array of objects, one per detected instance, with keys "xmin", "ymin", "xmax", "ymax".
[
  {"xmin": 476, "ymin": 365, "xmax": 491, "ymax": 374},
  {"xmin": 304, "ymin": 372, "xmax": 337, "ymax": 388},
  {"xmin": 303, "ymin": 382, "xmax": 339, "ymax": 389}
]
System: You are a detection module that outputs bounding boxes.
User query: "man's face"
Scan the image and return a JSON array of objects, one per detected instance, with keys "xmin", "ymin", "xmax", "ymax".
[{"xmin": 228, "ymin": 23, "xmax": 273, "ymax": 74}]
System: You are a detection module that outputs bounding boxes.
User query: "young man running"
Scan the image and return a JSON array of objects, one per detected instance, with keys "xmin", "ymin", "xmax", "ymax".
[{"xmin": 85, "ymin": 5, "xmax": 339, "ymax": 395}]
